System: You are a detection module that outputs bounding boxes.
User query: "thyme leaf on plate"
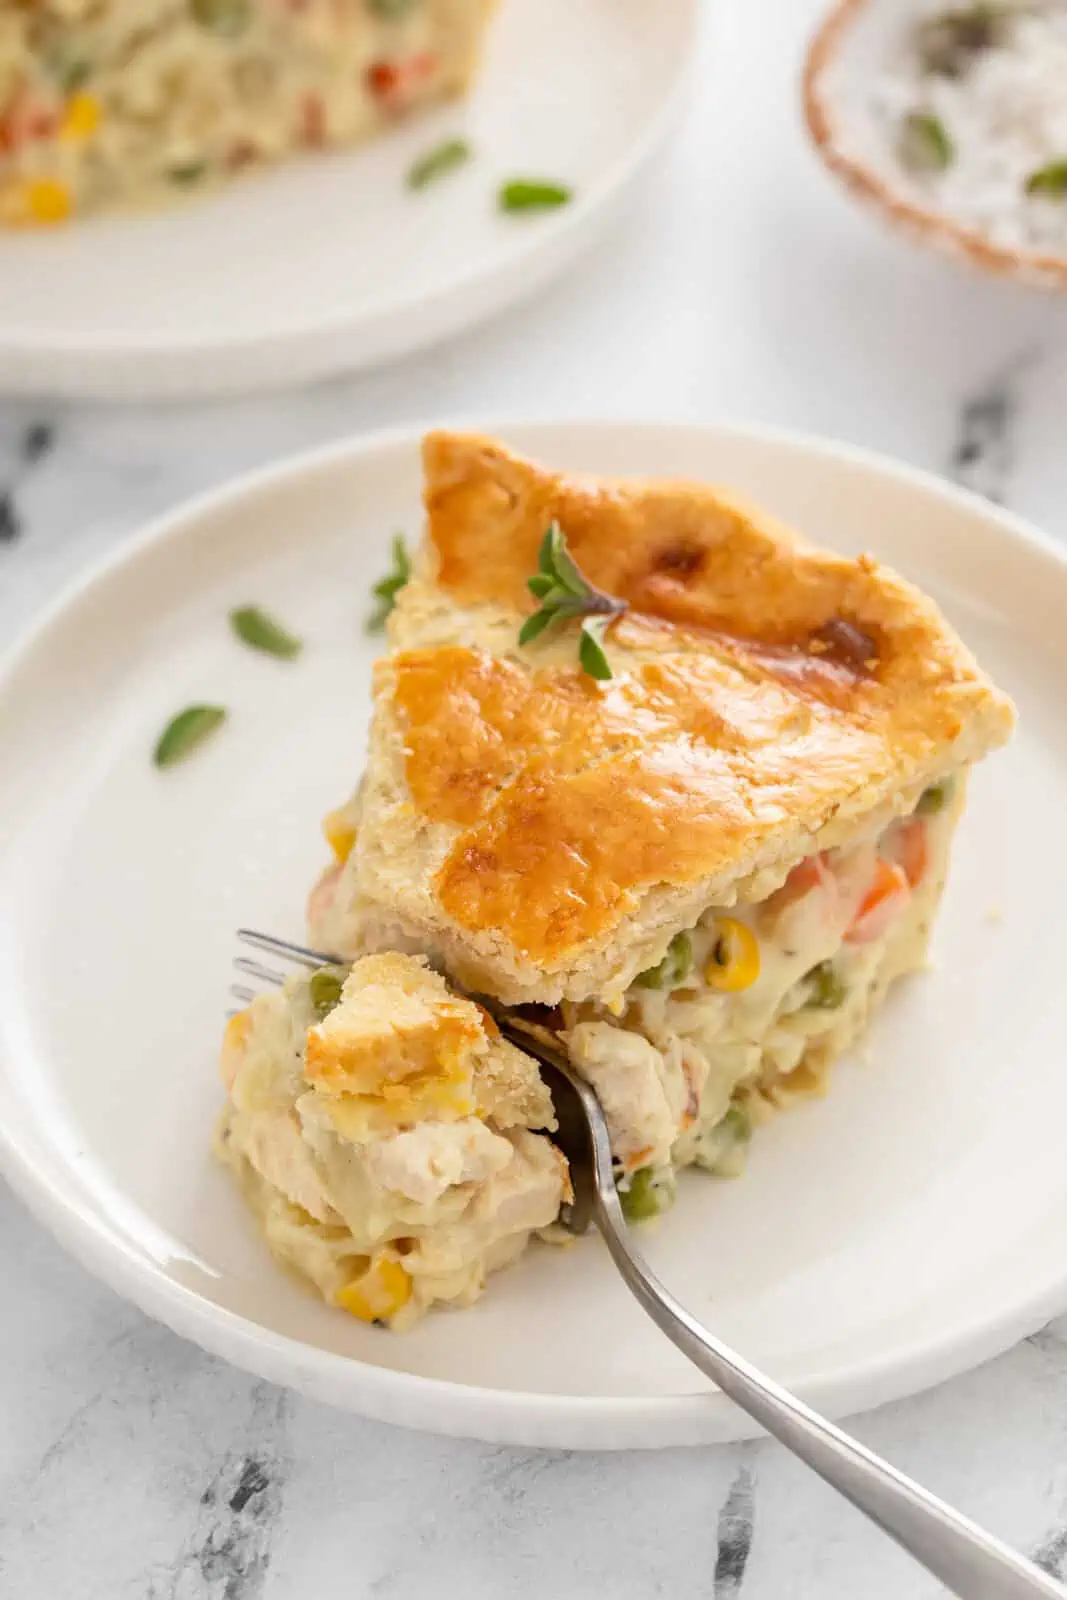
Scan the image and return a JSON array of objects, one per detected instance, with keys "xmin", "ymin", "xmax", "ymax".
[
  {"xmin": 367, "ymin": 533, "xmax": 412, "ymax": 632},
  {"xmin": 154, "ymin": 705, "xmax": 227, "ymax": 768},
  {"xmin": 408, "ymin": 137, "xmax": 472, "ymax": 191},
  {"xmin": 230, "ymin": 605, "xmax": 303, "ymax": 660},
  {"xmin": 499, "ymin": 178, "xmax": 573, "ymax": 213}
]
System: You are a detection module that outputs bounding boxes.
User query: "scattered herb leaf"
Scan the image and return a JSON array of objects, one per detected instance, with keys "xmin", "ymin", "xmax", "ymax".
[
  {"xmin": 899, "ymin": 110, "xmax": 954, "ymax": 174},
  {"xmin": 518, "ymin": 522, "xmax": 627, "ymax": 678},
  {"xmin": 154, "ymin": 705, "xmax": 227, "ymax": 768},
  {"xmin": 230, "ymin": 605, "xmax": 303, "ymax": 660},
  {"xmin": 367, "ymin": 534, "xmax": 412, "ymax": 631},
  {"xmin": 1026, "ymin": 159, "xmax": 1067, "ymax": 197},
  {"xmin": 408, "ymin": 137, "xmax": 472, "ymax": 191},
  {"xmin": 499, "ymin": 178, "xmax": 573, "ymax": 213},
  {"xmin": 366, "ymin": 0, "xmax": 418, "ymax": 15}
]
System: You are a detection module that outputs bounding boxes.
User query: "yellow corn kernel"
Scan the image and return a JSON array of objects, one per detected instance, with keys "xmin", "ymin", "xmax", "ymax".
[
  {"xmin": 704, "ymin": 917, "xmax": 761, "ymax": 993},
  {"xmin": 60, "ymin": 93, "xmax": 100, "ymax": 143},
  {"xmin": 220, "ymin": 1007, "xmax": 253, "ymax": 1089},
  {"xmin": 224, "ymin": 1009, "xmax": 252, "ymax": 1051},
  {"xmin": 322, "ymin": 808, "xmax": 357, "ymax": 866},
  {"xmin": 336, "ymin": 1256, "xmax": 412, "ymax": 1324},
  {"xmin": 10, "ymin": 178, "xmax": 72, "ymax": 227}
]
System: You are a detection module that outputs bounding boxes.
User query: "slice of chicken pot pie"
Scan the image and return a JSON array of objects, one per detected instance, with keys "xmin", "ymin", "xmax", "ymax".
[
  {"xmin": 0, "ymin": 0, "xmax": 497, "ymax": 226},
  {"xmin": 308, "ymin": 431, "xmax": 1014, "ymax": 1228},
  {"xmin": 216, "ymin": 951, "xmax": 568, "ymax": 1328}
]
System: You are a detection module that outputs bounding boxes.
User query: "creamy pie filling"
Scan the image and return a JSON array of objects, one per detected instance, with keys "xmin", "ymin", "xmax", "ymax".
[
  {"xmin": 219, "ymin": 777, "xmax": 961, "ymax": 1327},
  {"xmin": 563, "ymin": 776, "xmax": 962, "ymax": 1218},
  {"xmin": 310, "ymin": 774, "xmax": 963, "ymax": 1232},
  {"xmin": 216, "ymin": 959, "xmax": 567, "ymax": 1330}
]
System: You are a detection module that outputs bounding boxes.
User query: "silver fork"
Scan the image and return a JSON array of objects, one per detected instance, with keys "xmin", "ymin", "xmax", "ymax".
[{"xmin": 234, "ymin": 930, "xmax": 1064, "ymax": 1600}]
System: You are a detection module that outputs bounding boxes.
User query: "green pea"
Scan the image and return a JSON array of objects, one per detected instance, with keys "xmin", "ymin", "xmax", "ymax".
[
  {"xmin": 806, "ymin": 961, "xmax": 848, "ymax": 1010},
  {"xmin": 309, "ymin": 966, "xmax": 348, "ymax": 1020},
  {"xmin": 168, "ymin": 161, "xmax": 207, "ymax": 187},
  {"xmin": 690, "ymin": 1104, "xmax": 753, "ymax": 1177},
  {"xmin": 191, "ymin": 0, "xmax": 251, "ymax": 38},
  {"xmin": 635, "ymin": 931, "xmax": 692, "ymax": 991},
  {"xmin": 916, "ymin": 776, "xmax": 956, "ymax": 816},
  {"xmin": 47, "ymin": 44, "xmax": 92, "ymax": 95},
  {"xmin": 619, "ymin": 1166, "xmax": 676, "ymax": 1223},
  {"xmin": 719, "ymin": 1104, "xmax": 752, "ymax": 1145}
]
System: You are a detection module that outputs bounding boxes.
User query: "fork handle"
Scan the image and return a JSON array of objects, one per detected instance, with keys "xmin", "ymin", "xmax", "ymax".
[{"xmin": 595, "ymin": 1200, "xmax": 1063, "ymax": 1599}]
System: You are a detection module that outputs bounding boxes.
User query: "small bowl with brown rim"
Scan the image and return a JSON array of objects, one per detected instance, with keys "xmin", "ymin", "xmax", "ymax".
[{"xmin": 803, "ymin": 0, "xmax": 1067, "ymax": 292}]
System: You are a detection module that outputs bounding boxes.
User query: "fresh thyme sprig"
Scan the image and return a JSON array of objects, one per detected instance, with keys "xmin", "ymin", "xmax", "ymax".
[
  {"xmin": 518, "ymin": 523, "xmax": 627, "ymax": 681},
  {"xmin": 367, "ymin": 533, "xmax": 411, "ymax": 632}
]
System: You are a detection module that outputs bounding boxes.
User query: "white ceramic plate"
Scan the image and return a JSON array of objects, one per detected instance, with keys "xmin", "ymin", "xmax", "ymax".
[
  {"xmin": 0, "ymin": 0, "xmax": 696, "ymax": 400},
  {"xmin": 1, "ymin": 419, "xmax": 1066, "ymax": 1450}
]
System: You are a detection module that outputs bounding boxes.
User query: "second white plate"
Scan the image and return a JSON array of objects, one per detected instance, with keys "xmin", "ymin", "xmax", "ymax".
[
  {"xmin": 1, "ymin": 420, "xmax": 1066, "ymax": 1448},
  {"xmin": 0, "ymin": 0, "xmax": 697, "ymax": 399}
]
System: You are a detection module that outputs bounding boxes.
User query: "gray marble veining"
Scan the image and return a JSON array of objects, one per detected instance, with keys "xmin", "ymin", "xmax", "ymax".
[{"xmin": 4, "ymin": 2, "xmax": 1067, "ymax": 1596}]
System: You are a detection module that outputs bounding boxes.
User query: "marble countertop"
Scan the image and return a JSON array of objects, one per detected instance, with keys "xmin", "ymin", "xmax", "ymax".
[{"xmin": 4, "ymin": 3, "xmax": 1067, "ymax": 1596}]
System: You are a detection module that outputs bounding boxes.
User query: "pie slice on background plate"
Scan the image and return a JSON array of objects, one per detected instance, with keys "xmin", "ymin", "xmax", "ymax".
[{"xmin": 0, "ymin": 0, "xmax": 498, "ymax": 226}]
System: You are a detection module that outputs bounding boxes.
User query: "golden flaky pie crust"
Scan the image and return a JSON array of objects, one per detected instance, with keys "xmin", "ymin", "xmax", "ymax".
[
  {"xmin": 303, "ymin": 951, "xmax": 553, "ymax": 1128},
  {"xmin": 347, "ymin": 432, "xmax": 1014, "ymax": 1004}
]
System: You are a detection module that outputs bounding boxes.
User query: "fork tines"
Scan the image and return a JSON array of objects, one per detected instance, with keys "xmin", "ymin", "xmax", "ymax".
[{"xmin": 230, "ymin": 929, "xmax": 340, "ymax": 1011}]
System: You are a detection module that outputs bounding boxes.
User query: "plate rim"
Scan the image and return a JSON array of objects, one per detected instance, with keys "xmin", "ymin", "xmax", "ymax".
[
  {"xmin": 3, "ymin": 414, "xmax": 1067, "ymax": 1450},
  {"xmin": 0, "ymin": 0, "xmax": 701, "ymax": 398}
]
